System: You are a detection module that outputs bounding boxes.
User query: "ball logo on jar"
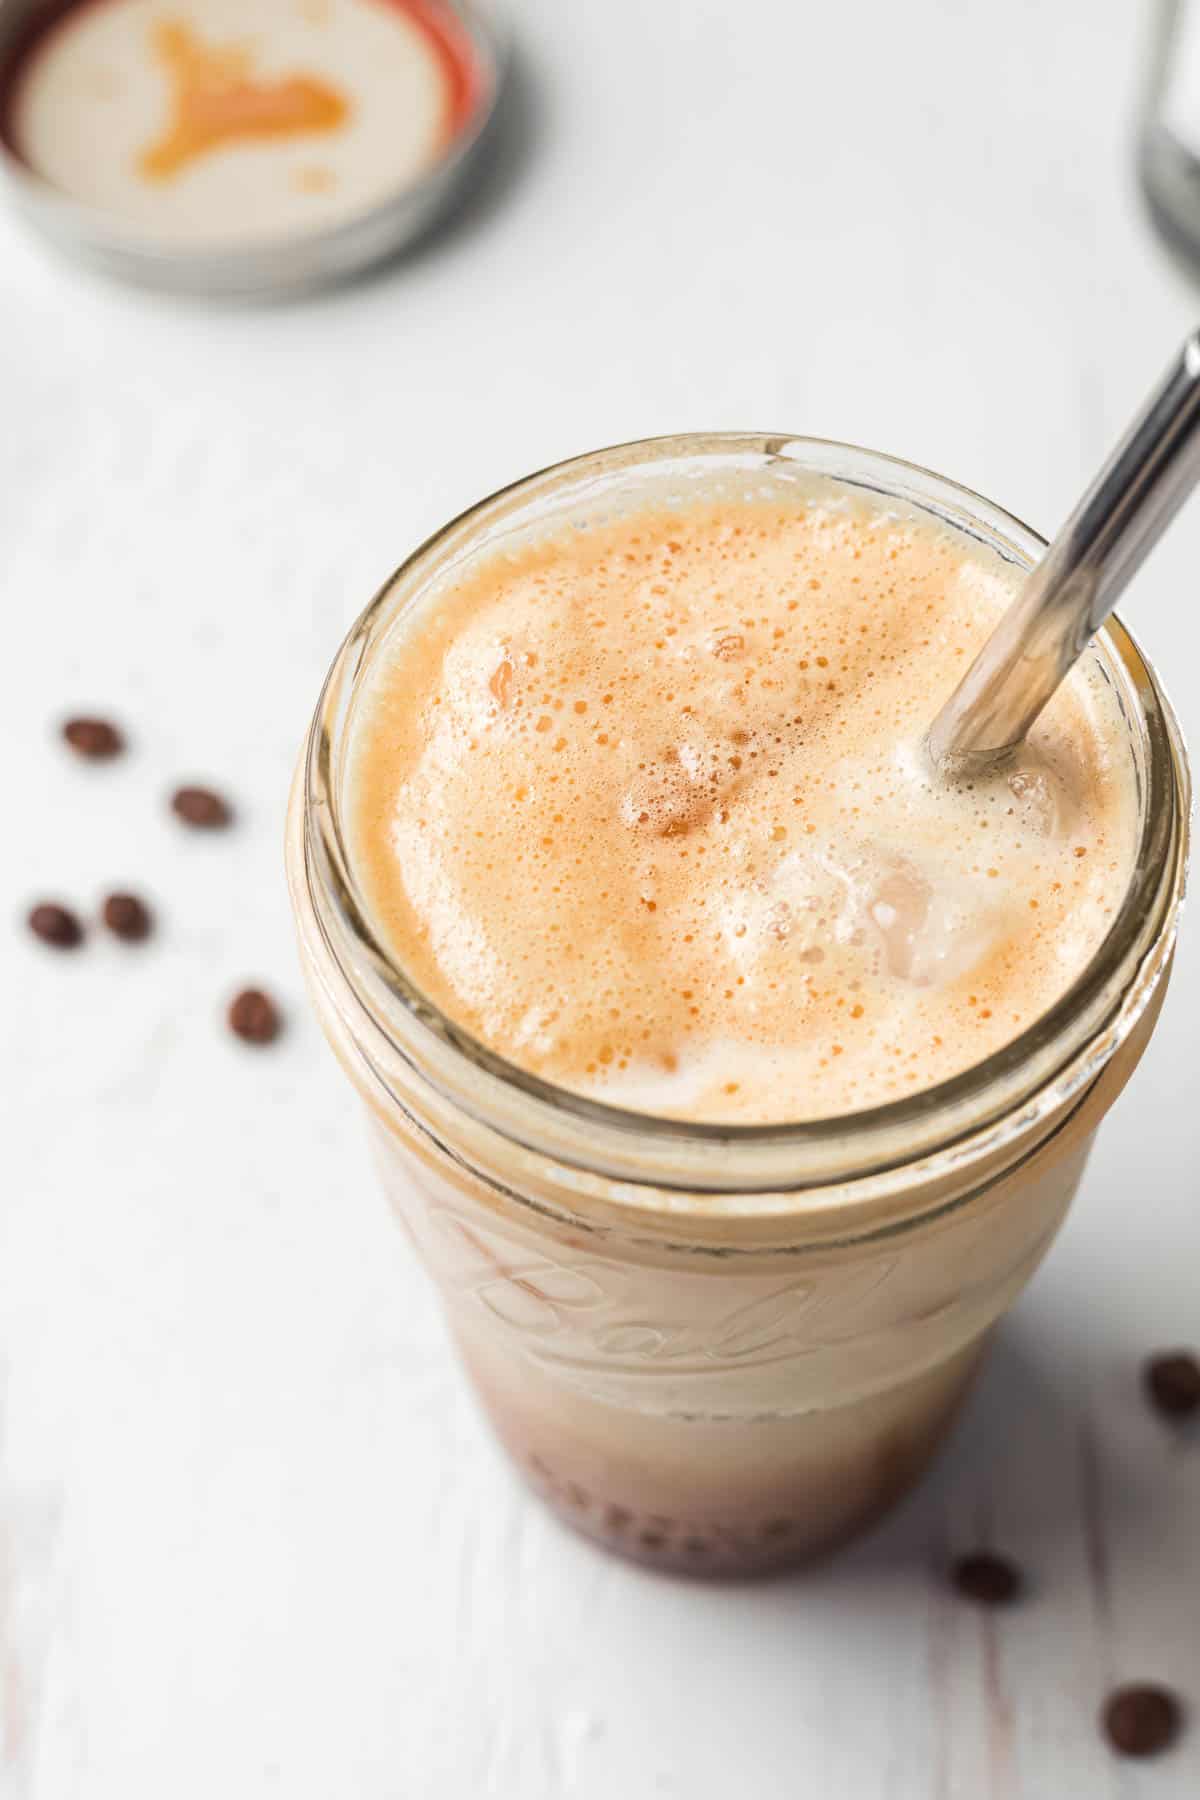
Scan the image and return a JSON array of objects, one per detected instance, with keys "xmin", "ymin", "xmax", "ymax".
[{"xmin": 423, "ymin": 1201, "xmax": 905, "ymax": 1375}]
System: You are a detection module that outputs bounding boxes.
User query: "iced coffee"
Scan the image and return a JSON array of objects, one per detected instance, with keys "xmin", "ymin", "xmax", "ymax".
[{"xmin": 287, "ymin": 438, "xmax": 1187, "ymax": 1572}]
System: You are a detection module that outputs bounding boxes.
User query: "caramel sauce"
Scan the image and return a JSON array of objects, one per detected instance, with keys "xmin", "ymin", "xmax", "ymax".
[{"xmin": 137, "ymin": 19, "xmax": 349, "ymax": 182}]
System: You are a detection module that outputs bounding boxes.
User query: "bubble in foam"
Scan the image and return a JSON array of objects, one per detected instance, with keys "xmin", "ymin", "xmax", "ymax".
[
  {"xmin": 618, "ymin": 723, "xmax": 752, "ymax": 838},
  {"xmin": 489, "ymin": 656, "xmax": 515, "ymax": 708}
]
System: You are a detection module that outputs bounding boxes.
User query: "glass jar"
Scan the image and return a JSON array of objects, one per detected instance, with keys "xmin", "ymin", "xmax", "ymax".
[{"xmin": 286, "ymin": 436, "xmax": 1189, "ymax": 1575}]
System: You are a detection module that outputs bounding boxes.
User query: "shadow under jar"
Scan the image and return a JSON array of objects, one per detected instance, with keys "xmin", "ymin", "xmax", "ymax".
[{"xmin": 286, "ymin": 435, "xmax": 1189, "ymax": 1577}]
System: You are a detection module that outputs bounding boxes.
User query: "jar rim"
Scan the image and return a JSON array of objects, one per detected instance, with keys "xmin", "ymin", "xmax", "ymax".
[{"xmin": 296, "ymin": 432, "xmax": 1189, "ymax": 1207}]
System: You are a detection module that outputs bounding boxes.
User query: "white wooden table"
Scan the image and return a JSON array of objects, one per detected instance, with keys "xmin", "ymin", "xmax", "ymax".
[{"xmin": 3, "ymin": 1, "xmax": 1198, "ymax": 1793}]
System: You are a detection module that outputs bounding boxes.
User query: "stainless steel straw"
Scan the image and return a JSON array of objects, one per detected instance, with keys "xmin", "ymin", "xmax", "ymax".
[{"xmin": 928, "ymin": 332, "xmax": 1200, "ymax": 777}]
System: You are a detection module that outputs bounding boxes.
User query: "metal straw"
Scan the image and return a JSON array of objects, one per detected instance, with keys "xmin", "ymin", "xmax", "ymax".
[{"xmin": 928, "ymin": 331, "xmax": 1200, "ymax": 778}]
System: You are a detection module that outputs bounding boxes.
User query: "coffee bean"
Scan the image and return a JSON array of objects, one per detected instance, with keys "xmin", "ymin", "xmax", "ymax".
[
  {"xmin": 950, "ymin": 1551, "xmax": 1022, "ymax": 1606},
  {"xmin": 62, "ymin": 716, "xmax": 123, "ymax": 759},
  {"xmin": 228, "ymin": 987, "xmax": 280, "ymax": 1045},
  {"xmin": 171, "ymin": 786, "xmax": 232, "ymax": 829},
  {"xmin": 1144, "ymin": 1351, "xmax": 1200, "ymax": 1420},
  {"xmin": 28, "ymin": 902, "xmax": 83, "ymax": 949},
  {"xmin": 102, "ymin": 893, "xmax": 152, "ymax": 942},
  {"xmin": 1102, "ymin": 1685, "xmax": 1182, "ymax": 1758}
]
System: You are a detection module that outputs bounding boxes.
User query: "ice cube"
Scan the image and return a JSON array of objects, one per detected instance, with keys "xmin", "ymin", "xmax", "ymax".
[
  {"xmin": 866, "ymin": 854, "xmax": 1008, "ymax": 987},
  {"xmin": 1008, "ymin": 766, "xmax": 1061, "ymax": 837}
]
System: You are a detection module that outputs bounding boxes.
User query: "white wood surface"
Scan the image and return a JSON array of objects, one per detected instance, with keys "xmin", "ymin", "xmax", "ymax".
[{"xmin": 2, "ymin": 1, "xmax": 1199, "ymax": 1794}]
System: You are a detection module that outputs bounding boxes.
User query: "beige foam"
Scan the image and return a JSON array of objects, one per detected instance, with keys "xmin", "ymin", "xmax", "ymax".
[{"xmin": 348, "ymin": 490, "xmax": 1138, "ymax": 1123}]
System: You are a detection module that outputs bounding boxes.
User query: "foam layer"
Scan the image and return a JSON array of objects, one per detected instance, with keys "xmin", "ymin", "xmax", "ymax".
[{"xmin": 348, "ymin": 487, "xmax": 1138, "ymax": 1123}]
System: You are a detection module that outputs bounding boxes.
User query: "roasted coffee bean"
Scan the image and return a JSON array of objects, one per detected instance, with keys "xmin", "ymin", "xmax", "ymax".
[
  {"xmin": 102, "ymin": 892, "xmax": 153, "ymax": 942},
  {"xmin": 171, "ymin": 786, "xmax": 232, "ymax": 829},
  {"xmin": 28, "ymin": 902, "xmax": 83, "ymax": 948},
  {"xmin": 62, "ymin": 716, "xmax": 123, "ymax": 759},
  {"xmin": 228, "ymin": 987, "xmax": 281, "ymax": 1044},
  {"xmin": 1102, "ymin": 1685, "xmax": 1182, "ymax": 1758},
  {"xmin": 950, "ymin": 1552, "xmax": 1022, "ymax": 1606},
  {"xmin": 1144, "ymin": 1351, "xmax": 1200, "ymax": 1420}
]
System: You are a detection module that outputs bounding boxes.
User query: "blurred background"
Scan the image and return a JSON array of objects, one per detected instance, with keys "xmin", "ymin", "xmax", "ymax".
[{"xmin": 2, "ymin": 0, "xmax": 1198, "ymax": 1794}]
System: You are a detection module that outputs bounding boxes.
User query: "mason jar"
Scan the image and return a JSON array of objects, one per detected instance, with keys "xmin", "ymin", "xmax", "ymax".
[{"xmin": 286, "ymin": 436, "xmax": 1188, "ymax": 1576}]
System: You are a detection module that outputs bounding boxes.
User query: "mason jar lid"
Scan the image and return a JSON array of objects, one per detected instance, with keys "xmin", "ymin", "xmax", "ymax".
[{"xmin": 0, "ymin": 0, "xmax": 505, "ymax": 296}]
